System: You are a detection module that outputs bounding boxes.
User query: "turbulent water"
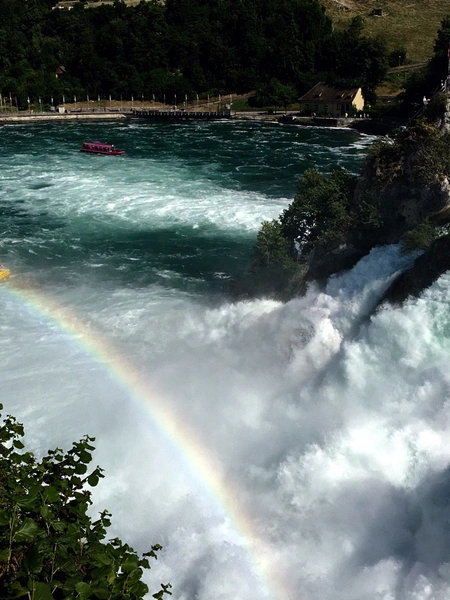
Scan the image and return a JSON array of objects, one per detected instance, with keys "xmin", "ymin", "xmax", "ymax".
[{"xmin": 1, "ymin": 119, "xmax": 449, "ymax": 600}]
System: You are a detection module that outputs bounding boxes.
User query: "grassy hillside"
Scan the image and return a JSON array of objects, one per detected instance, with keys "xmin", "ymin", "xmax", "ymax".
[{"xmin": 321, "ymin": 0, "xmax": 450, "ymax": 64}]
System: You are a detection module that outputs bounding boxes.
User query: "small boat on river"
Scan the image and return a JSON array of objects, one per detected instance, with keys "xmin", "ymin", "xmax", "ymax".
[{"xmin": 80, "ymin": 142, "xmax": 125, "ymax": 155}]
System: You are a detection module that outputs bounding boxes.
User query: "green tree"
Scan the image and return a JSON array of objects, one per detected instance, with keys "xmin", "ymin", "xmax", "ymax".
[
  {"xmin": 248, "ymin": 219, "xmax": 306, "ymax": 298},
  {"xmin": 262, "ymin": 0, "xmax": 332, "ymax": 84},
  {"xmin": 248, "ymin": 168, "xmax": 359, "ymax": 297},
  {"xmin": 280, "ymin": 168, "xmax": 358, "ymax": 256},
  {"xmin": 252, "ymin": 219, "xmax": 293, "ymax": 269},
  {"xmin": 255, "ymin": 78, "xmax": 297, "ymax": 110},
  {"xmin": 0, "ymin": 0, "xmax": 392, "ymax": 104},
  {"xmin": 0, "ymin": 405, "xmax": 171, "ymax": 600},
  {"xmin": 402, "ymin": 16, "xmax": 450, "ymax": 110},
  {"xmin": 322, "ymin": 16, "xmax": 388, "ymax": 103}
]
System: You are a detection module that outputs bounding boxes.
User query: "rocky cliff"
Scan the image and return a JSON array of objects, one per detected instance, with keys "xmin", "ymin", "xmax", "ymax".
[
  {"xmin": 245, "ymin": 100, "xmax": 450, "ymax": 303},
  {"xmin": 307, "ymin": 113, "xmax": 450, "ymax": 299},
  {"xmin": 382, "ymin": 234, "xmax": 450, "ymax": 305},
  {"xmin": 353, "ymin": 124, "xmax": 450, "ymax": 241}
]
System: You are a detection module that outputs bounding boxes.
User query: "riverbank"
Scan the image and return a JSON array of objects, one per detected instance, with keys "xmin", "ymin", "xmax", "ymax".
[
  {"xmin": 0, "ymin": 111, "xmax": 128, "ymax": 124},
  {"xmin": 0, "ymin": 108, "xmax": 279, "ymax": 125},
  {"xmin": 0, "ymin": 107, "xmax": 403, "ymax": 135}
]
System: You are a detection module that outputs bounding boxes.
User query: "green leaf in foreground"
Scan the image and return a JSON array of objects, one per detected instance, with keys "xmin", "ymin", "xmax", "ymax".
[{"xmin": 0, "ymin": 403, "xmax": 172, "ymax": 600}]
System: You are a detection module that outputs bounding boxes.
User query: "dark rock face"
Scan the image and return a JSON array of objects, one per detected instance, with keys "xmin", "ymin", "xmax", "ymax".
[
  {"xmin": 358, "ymin": 117, "xmax": 450, "ymax": 305},
  {"xmin": 305, "ymin": 243, "xmax": 365, "ymax": 283},
  {"xmin": 353, "ymin": 147, "xmax": 450, "ymax": 245},
  {"xmin": 305, "ymin": 119, "xmax": 450, "ymax": 293},
  {"xmin": 303, "ymin": 155, "xmax": 450, "ymax": 285},
  {"xmin": 245, "ymin": 112, "xmax": 450, "ymax": 303},
  {"xmin": 382, "ymin": 236, "xmax": 450, "ymax": 305}
]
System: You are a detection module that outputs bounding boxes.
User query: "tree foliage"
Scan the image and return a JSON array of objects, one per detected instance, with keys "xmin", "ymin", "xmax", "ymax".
[
  {"xmin": 402, "ymin": 15, "xmax": 450, "ymax": 109},
  {"xmin": 247, "ymin": 219, "xmax": 306, "ymax": 298},
  {"xmin": 0, "ymin": 0, "xmax": 389, "ymax": 106},
  {"xmin": 0, "ymin": 405, "xmax": 171, "ymax": 600},
  {"xmin": 251, "ymin": 168, "xmax": 359, "ymax": 276},
  {"xmin": 321, "ymin": 17, "xmax": 388, "ymax": 104},
  {"xmin": 280, "ymin": 168, "xmax": 358, "ymax": 255},
  {"xmin": 247, "ymin": 168, "xmax": 358, "ymax": 297},
  {"xmin": 254, "ymin": 79, "xmax": 297, "ymax": 111},
  {"xmin": 252, "ymin": 219, "xmax": 293, "ymax": 269}
]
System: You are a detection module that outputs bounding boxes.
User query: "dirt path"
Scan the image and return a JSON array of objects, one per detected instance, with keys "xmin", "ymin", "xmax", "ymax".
[{"xmin": 330, "ymin": 0, "xmax": 357, "ymax": 11}]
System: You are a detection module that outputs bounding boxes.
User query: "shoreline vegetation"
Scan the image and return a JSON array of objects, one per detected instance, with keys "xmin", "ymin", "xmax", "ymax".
[
  {"xmin": 2, "ymin": 0, "xmax": 449, "ymax": 137},
  {"xmin": 0, "ymin": 0, "xmax": 388, "ymax": 117}
]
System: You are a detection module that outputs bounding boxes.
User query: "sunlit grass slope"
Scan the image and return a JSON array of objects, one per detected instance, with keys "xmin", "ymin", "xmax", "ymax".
[{"xmin": 321, "ymin": 0, "xmax": 450, "ymax": 64}]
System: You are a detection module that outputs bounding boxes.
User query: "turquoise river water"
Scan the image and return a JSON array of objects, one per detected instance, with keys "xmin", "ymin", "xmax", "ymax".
[{"xmin": 1, "ymin": 119, "xmax": 449, "ymax": 600}]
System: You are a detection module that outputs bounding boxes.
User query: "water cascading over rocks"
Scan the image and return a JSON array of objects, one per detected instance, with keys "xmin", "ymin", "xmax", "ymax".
[{"xmin": 304, "ymin": 100, "xmax": 450, "ymax": 303}]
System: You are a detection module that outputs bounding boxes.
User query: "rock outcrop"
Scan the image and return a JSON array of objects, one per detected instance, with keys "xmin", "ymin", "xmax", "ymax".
[
  {"xmin": 246, "ymin": 101, "xmax": 450, "ymax": 303},
  {"xmin": 382, "ymin": 235, "xmax": 450, "ymax": 305},
  {"xmin": 306, "ymin": 115, "xmax": 450, "ymax": 293},
  {"xmin": 352, "ymin": 130, "xmax": 450, "ymax": 244},
  {"xmin": 305, "ymin": 242, "xmax": 365, "ymax": 283}
]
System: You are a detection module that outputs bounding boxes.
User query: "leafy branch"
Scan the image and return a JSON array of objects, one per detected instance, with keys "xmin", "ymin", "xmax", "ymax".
[{"xmin": 0, "ymin": 405, "xmax": 172, "ymax": 600}]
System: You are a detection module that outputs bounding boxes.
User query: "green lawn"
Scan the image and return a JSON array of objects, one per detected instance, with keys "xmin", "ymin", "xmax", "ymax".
[{"xmin": 321, "ymin": 0, "xmax": 450, "ymax": 64}]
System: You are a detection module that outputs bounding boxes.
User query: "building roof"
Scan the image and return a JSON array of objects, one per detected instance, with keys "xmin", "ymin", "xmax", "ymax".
[{"xmin": 299, "ymin": 82, "xmax": 361, "ymax": 103}]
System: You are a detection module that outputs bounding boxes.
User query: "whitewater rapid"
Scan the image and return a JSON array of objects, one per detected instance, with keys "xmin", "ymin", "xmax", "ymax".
[{"xmin": 1, "ymin": 121, "xmax": 449, "ymax": 600}]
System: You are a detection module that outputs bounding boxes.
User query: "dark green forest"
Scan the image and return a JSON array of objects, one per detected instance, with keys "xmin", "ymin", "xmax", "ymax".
[{"xmin": 0, "ymin": 0, "xmax": 392, "ymax": 108}]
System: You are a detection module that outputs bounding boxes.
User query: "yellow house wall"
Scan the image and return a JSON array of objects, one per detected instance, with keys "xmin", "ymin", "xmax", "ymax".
[
  {"xmin": 299, "ymin": 88, "xmax": 365, "ymax": 117},
  {"xmin": 352, "ymin": 89, "xmax": 364, "ymax": 112}
]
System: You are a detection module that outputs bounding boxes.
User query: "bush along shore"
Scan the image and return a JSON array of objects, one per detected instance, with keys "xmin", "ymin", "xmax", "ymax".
[{"xmin": 243, "ymin": 92, "xmax": 450, "ymax": 307}]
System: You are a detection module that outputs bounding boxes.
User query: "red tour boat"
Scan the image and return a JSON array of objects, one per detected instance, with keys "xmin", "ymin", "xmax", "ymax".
[{"xmin": 80, "ymin": 142, "xmax": 125, "ymax": 155}]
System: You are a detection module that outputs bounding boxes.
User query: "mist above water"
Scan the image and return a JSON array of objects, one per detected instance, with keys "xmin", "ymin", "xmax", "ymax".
[{"xmin": 1, "ymin": 121, "xmax": 449, "ymax": 600}]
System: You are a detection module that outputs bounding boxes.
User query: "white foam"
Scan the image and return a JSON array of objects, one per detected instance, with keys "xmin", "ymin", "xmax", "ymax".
[{"xmin": 3, "ymin": 123, "xmax": 448, "ymax": 600}]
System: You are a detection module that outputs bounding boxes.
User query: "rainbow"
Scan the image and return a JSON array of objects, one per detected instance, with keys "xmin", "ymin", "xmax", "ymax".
[{"xmin": 1, "ymin": 276, "xmax": 293, "ymax": 600}]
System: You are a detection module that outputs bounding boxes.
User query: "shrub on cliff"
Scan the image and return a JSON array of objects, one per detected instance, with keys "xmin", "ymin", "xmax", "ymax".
[
  {"xmin": 0, "ymin": 405, "xmax": 171, "ymax": 600},
  {"xmin": 252, "ymin": 220, "xmax": 293, "ymax": 269},
  {"xmin": 248, "ymin": 220, "xmax": 305, "ymax": 298},
  {"xmin": 250, "ymin": 117, "xmax": 450, "ymax": 297},
  {"xmin": 366, "ymin": 121, "xmax": 450, "ymax": 186},
  {"xmin": 247, "ymin": 168, "xmax": 358, "ymax": 296},
  {"xmin": 400, "ymin": 220, "xmax": 450, "ymax": 253},
  {"xmin": 280, "ymin": 168, "xmax": 358, "ymax": 255},
  {"xmin": 251, "ymin": 168, "xmax": 358, "ymax": 271}
]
